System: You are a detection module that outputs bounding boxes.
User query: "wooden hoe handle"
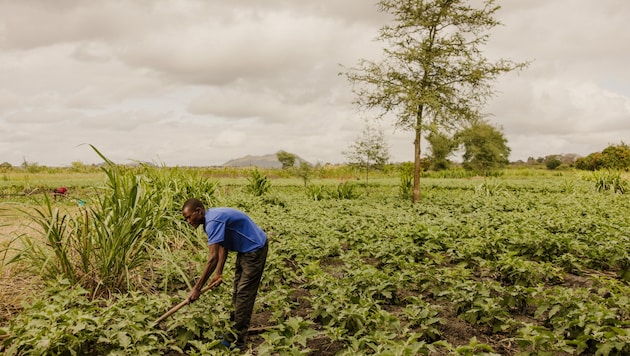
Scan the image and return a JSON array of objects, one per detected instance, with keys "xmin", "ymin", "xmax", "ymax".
[{"xmin": 154, "ymin": 284, "xmax": 214, "ymax": 324}]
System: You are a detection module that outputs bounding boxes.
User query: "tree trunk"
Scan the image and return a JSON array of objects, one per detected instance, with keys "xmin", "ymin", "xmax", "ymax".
[
  {"xmin": 365, "ymin": 160, "xmax": 369, "ymax": 196},
  {"xmin": 413, "ymin": 127, "xmax": 422, "ymax": 203}
]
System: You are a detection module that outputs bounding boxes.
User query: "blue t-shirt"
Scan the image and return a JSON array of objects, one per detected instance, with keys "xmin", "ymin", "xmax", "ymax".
[{"xmin": 204, "ymin": 208, "xmax": 267, "ymax": 253}]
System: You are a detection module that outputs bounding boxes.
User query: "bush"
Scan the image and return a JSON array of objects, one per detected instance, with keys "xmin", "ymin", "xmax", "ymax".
[{"xmin": 545, "ymin": 158, "xmax": 562, "ymax": 170}]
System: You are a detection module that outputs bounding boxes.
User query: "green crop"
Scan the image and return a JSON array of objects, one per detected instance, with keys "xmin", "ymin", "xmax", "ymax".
[{"xmin": 2, "ymin": 168, "xmax": 630, "ymax": 354}]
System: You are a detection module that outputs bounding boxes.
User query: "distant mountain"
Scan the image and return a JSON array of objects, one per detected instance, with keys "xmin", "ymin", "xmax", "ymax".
[{"xmin": 222, "ymin": 152, "xmax": 310, "ymax": 168}]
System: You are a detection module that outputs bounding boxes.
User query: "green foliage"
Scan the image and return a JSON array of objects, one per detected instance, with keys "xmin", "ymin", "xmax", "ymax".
[
  {"xmin": 401, "ymin": 296, "xmax": 444, "ymax": 341},
  {"xmin": 276, "ymin": 150, "xmax": 297, "ymax": 169},
  {"xmin": 457, "ymin": 122, "xmax": 511, "ymax": 175},
  {"xmin": 0, "ymin": 162, "xmax": 12, "ymax": 172},
  {"xmin": 399, "ymin": 165, "xmax": 413, "ymax": 199},
  {"xmin": 8, "ymin": 146, "xmax": 204, "ymax": 298},
  {"xmin": 344, "ymin": 124, "xmax": 390, "ymax": 171},
  {"xmin": 344, "ymin": 124, "xmax": 390, "ymax": 193},
  {"xmin": 475, "ymin": 178, "xmax": 506, "ymax": 196},
  {"xmin": 343, "ymin": 0, "xmax": 527, "ymax": 201},
  {"xmin": 584, "ymin": 170, "xmax": 628, "ymax": 194},
  {"xmin": 258, "ymin": 317, "xmax": 319, "ymax": 354},
  {"xmin": 425, "ymin": 127, "xmax": 457, "ymax": 171},
  {"xmin": 306, "ymin": 184, "xmax": 328, "ymax": 201},
  {"xmin": 545, "ymin": 157, "xmax": 562, "ymax": 170},
  {"xmin": 21, "ymin": 160, "xmax": 43, "ymax": 173},
  {"xmin": 294, "ymin": 161, "xmax": 314, "ymax": 187},
  {"xmin": 246, "ymin": 169, "xmax": 271, "ymax": 196},
  {"xmin": 1, "ymin": 278, "xmax": 172, "ymax": 355},
  {"xmin": 333, "ymin": 181, "xmax": 360, "ymax": 200},
  {"xmin": 3, "ymin": 169, "xmax": 630, "ymax": 355},
  {"xmin": 575, "ymin": 142, "xmax": 630, "ymax": 171}
]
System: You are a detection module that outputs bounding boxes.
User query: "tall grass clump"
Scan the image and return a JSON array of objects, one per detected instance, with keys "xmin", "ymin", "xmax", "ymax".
[
  {"xmin": 9, "ymin": 146, "xmax": 181, "ymax": 298},
  {"xmin": 246, "ymin": 169, "xmax": 271, "ymax": 196},
  {"xmin": 139, "ymin": 164, "xmax": 218, "ymax": 211},
  {"xmin": 306, "ymin": 184, "xmax": 328, "ymax": 201},
  {"xmin": 475, "ymin": 178, "xmax": 506, "ymax": 197},
  {"xmin": 591, "ymin": 170, "xmax": 628, "ymax": 194},
  {"xmin": 399, "ymin": 169, "xmax": 413, "ymax": 200},
  {"xmin": 333, "ymin": 181, "xmax": 360, "ymax": 199}
]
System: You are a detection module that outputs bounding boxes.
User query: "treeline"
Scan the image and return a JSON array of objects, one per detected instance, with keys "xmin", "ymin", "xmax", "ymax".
[
  {"xmin": 573, "ymin": 142, "xmax": 630, "ymax": 171},
  {"xmin": 2, "ymin": 143, "xmax": 629, "ymax": 176}
]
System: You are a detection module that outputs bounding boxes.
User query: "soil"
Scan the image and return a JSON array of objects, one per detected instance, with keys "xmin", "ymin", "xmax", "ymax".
[{"xmin": 237, "ymin": 268, "xmax": 610, "ymax": 355}]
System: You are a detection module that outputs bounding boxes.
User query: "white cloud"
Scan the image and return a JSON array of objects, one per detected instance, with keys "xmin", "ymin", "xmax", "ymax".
[{"xmin": 0, "ymin": 0, "xmax": 628, "ymax": 166}]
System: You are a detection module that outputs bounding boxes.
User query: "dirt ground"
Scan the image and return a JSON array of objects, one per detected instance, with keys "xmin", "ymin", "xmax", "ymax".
[{"xmin": 0, "ymin": 206, "xmax": 37, "ymax": 324}]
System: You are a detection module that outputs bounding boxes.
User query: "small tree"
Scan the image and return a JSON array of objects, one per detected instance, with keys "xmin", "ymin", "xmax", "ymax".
[
  {"xmin": 343, "ymin": 0, "xmax": 528, "ymax": 202},
  {"xmin": 425, "ymin": 127, "xmax": 457, "ymax": 171},
  {"xmin": 344, "ymin": 124, "xmax": 390, "ymax": 188},
  {"xmin": 601, "ymin": 142, "xmax": 630, "ymax": 171},
  {"xmin": 295, "ymin": 161, "xmax": 314, "ymax": 187},
  {"xmin": 277, "ymin": 151, "xmax": 296, "ymax": 169},
  {"xmin": 0, "ymin": 162, "xmax": 12, "ymax": 172},
  {"xmin": 545, "ymin": 156, "xmax": 562, "ymax": 170},
  {"xmin": 456, "ymin": 122, "xmax": 510, "ymax": 175}
]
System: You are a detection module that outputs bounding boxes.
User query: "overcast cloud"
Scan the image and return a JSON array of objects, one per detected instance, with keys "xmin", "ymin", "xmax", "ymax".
[{"xmin": 1, "ymin": 0, "xmax": 628, "ymax": 166}]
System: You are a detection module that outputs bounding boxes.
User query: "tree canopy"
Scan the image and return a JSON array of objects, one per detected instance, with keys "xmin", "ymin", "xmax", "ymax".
[
  {"xmin": 276, "ymin": 150, "xmax": 297, "ymax": 169},
  {"xmin": 575, "ymin": 143, "xmax": 630, "ymax": 171},
  {"xmin": 456, "ymin": 121, "xmax": 510, "ymax": 175}
]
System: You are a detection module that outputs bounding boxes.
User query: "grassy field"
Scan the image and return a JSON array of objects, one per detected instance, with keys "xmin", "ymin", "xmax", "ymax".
[{"xmin": 1, "ymin": 166, "xmax": 629, "ymax": 355}]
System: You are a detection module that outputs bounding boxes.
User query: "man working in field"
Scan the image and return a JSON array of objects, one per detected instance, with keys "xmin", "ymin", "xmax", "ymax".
[{"xmin": 182, "ymin": 198, "xmax": 268, "ymax": 350}]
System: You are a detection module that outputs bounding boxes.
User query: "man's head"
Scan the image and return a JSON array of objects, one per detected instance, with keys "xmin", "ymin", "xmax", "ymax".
[{"xmin": 182, "ymin": 198, "xmax": 205, "ymax": 228}]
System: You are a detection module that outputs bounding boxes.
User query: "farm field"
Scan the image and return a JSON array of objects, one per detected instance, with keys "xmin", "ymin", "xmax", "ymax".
[{"xmin": 1, "ymin": 166, "xmax": 629, "ymax": 355}]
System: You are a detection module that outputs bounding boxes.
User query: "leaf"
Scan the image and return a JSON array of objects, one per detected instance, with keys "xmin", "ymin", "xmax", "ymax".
[
  {"xmin": 117, "ymin": 332, "xmax": 131, "ymax": 348},
  {"xmin": 548, "ymin": 305, "xmax": 561, "ymax": 319}
]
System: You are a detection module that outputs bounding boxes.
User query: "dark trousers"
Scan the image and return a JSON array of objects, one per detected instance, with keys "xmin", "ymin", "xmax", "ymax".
[{"xmin": 230, "ymin": 242, "xmax": 268, "ymax": 343}]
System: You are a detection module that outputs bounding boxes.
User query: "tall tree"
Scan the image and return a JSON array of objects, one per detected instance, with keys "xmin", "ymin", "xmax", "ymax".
[
  {"xmin": 456, "ymin": 121, "xmax": 510, "ymax": 175},
  {"xmin": 343, "ymin": 0, "xmax": 527, "ymax": 202},
  {"xmin": 344, "ymin": 124, "xmax": 390, "ymax": 188}
]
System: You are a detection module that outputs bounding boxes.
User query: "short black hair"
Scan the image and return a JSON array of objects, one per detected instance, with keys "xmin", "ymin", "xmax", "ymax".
[{"xmin": 182, "ymin": 198, "xmax": 205, "ymax": 212}]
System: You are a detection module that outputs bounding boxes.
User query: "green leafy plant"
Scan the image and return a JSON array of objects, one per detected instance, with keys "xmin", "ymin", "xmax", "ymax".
[
  {"xmin": 591, "ymin": 170, "xmax": 628, "ymax": 194},
  {"xmin": 399, "ymin": 168, "xmax": 413, "ymax": 199},
  {"xmin": 1, "ymin": 278, "xmax": 172, "ymax": 355},
  {"xmin": 401, "ymin": 296, "xmax": 444, "ymax": 341},
  {"xmin": 333, "ymin": 181, "xmax": 360, "ymax": 200},
  {"xmin": 246, "ymin": 169, "xmax": 271, "ymax": 196},
  {"xmin": 258, "ymin": 317, "xmax": 319, "ymax": 355},
  {"xmin": 10, "ymin": 146, "xmax": 174, "ymax": 298},
  {"xmin": 475, "ymin": 178, "xmax": 506, "ymax": 196},
  {"xmin": 306, "ymin": 184, "xmax": 328, "ymax": 201}
]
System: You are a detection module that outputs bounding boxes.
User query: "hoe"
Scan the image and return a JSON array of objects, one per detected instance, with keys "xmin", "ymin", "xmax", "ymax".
[
  {"xmin": 154, "ymin": 285, "xmax": 273, "ymax": 334},
  {"xmin": 154, "ymin": 284, "xmax": 214, "ymax": 325}
]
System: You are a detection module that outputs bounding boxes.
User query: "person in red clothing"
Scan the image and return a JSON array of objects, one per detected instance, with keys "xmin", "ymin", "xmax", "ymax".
[{"xmin": 53, "ymin": 186, "xmax": 67, "ymax": 200}]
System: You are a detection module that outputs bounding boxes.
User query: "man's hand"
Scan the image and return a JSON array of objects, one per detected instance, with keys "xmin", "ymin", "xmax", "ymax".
[
  {"xmin": 188, "ymin": 287, "xmax": 201, "ymax": 302},
  {"xmin": 208, "ymin": 274, "xmax": 223, "ymax": 289}
]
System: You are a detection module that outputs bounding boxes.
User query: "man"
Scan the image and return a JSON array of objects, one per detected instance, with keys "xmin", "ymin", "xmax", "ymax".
[{"xmin": 181, "ymin": 198, "xmax": 268, "ymax": 350}]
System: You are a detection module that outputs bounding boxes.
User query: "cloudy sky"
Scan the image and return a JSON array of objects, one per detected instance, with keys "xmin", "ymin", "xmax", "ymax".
[{"xmin": 1, "ymin": 0, "xmax": 628, "ymax": 167}]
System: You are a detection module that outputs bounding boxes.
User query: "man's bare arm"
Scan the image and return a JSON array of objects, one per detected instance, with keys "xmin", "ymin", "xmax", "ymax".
[{"xmin": 189, "ymin": 244, "xmax": 225, "ymax": 301}]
